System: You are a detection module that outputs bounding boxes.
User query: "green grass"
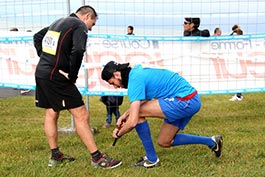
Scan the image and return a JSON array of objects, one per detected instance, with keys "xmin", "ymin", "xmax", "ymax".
[{"xmin": 0, "ymin": 93, "xmax": 265, "ymax": 177}]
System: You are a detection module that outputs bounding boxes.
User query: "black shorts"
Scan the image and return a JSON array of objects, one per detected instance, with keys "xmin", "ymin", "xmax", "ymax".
[{"xmin": 35, "ymin": 77, "xmax": 84, "ymax": 112}]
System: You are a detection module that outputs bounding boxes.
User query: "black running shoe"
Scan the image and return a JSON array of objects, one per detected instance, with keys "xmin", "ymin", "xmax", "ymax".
[
  {"xmin": 48, "ymin": 152, "xmax": 75, "ymax": 167},
  {"xmin": 211, "ymin": 135, "xmax": 223, "ymax": 158},
  {"xmin": 133, "ymin": 156, "xmax": 161, "ymax": 168},
  {"xmin": 91, "ymin": 153, "xmax": 122, "ymax": 169}
]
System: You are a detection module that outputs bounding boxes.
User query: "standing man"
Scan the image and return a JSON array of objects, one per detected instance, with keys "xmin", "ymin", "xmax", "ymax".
[
  {"xmin": 183, "ymin": 17, "xmax": 210, "ymax": 37},
  {"xmin": 33, "ymin": 6, "xmax": 122, "ymax": 169},
  {"xmin": 229, "ymin": 25, "xmax": 244, "ymax": 101},
  {"xmin": 101, "ymin": 61, "xmax": 223, "ymax": 168},
  {"xmin": 230, "ymin": 24, "xmax": 240, "ymax": 35},
  {"xmin": 127, "ymin": 25, "xmax": 135, "ymax": 35}
]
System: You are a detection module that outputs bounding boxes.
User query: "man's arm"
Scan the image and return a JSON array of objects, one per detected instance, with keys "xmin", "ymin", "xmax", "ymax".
[
  {"xmin": 68, "ymin": 27, "xmax": 87, "ymax": 83},
  {"xmin": 115, "ymin": 100, "xmax": 141, "ymax": 137},
  {"xmin": 33, "ymin": 27, "xmax": 49, "ymax": 57}
]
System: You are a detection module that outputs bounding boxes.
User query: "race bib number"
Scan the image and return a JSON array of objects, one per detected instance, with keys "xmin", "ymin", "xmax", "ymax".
[{"xmin": 42, "ymin": 30, "xmax": 60, "ymax": 55}]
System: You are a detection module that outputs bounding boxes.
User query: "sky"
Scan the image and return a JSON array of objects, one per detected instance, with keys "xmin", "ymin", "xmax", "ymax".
[{"xmin": 0, "ymin": 0, "xmax": 265, "ymax": 35}]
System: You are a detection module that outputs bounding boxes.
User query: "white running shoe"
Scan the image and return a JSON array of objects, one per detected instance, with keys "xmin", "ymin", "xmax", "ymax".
[
  {"xmin": 229, "ymin": 94, "xmax": 243, "ymax": 101},
  {"xmin": 133, "ymin": 156, "xmax": 161, "ymax": 168}
]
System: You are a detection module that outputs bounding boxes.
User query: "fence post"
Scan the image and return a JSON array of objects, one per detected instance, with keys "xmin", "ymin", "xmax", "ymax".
[{"xmin": 58, "ymin": 0, "xmax": 76, "ymax": 134}]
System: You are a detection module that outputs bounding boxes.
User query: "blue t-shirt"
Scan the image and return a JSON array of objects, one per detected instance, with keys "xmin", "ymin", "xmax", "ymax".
[{"xmin": 128, "ymin": 64, "xmax": 196, "ymax": 102}]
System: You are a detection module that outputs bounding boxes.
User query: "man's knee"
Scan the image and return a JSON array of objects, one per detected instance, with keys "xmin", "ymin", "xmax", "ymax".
[
  {"xmin": 157, "ymin": 139, "xmax": 172, "ymax": 148},
  {"xmin": 71, "ymin": 106, "xmax": 89, "ymax": 122},
  {"xmin": 76, "ymin": 111, "xmax": 89, "ymax": 122}
]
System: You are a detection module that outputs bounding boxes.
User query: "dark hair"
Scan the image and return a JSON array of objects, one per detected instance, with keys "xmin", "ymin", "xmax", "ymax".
[
  {"xmin": 128, "ymin": 25, "xmax": 134, "ymax": 31},
  {"xmin": 214, "ymin": 27, "xmax": 220, "ymax": 34},
  {"xmin": 76, "ymin": 5, "xmax": 98, "ymax": 19},
  {"xmin": 101, "ymin": 61, "xmax": 129, "ymax": 81},
  {"xmin": 185, "ymin": 18, "xmax": 200, "ymax": 28},
  {"xmin": 232, "ymin": 24, "xmax": 239, "ymax": 31}
]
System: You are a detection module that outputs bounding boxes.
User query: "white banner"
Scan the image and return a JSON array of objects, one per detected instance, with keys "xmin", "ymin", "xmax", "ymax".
[{"xmin": 0, "ymin": 32, "xmax": 264, "ymax": 95}]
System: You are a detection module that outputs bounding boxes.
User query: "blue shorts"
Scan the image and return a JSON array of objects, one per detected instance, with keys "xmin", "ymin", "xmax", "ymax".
[{"xmin": 158, "ymin": 94, "xmax": 201, "ymax": 130}]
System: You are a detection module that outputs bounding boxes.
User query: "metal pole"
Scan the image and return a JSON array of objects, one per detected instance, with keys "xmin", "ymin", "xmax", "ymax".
[
  {"xmin": 58, "ymin": 0, "xmax": 76, "ymax": 134},
  {"xmin": 67, "ymin": 0, "xmax": 71, "ymax": 15},
  {"xmin": 82, "ymin": 0, "xmax": 88, "ymax": 118},
  {"xmin": 67, "ymin": 0, "xmax": 76, "ymax": 131},
  {"xmin": 81, "ymin": 0, "xmax": 99, "ymax": 134},
  {"xmin": 84, "ymin": 52, "xmax": 89, "ymax": 126}
]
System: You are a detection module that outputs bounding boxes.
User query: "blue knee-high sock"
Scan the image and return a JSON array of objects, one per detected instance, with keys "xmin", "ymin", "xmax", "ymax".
[
  {"xmin": 172, "ymin": 134, "xmax": 215, "ymax": 148},
  {"xmin": 135, "ymin": 121, "xmax": 158, "ymax": 162}
]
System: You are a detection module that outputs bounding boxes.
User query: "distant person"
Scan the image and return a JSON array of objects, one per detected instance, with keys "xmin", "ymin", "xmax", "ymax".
[
  {"xmin": 127, "ymin": 25, "xmax": 135, "ymax": 35},
  {"xmin": 230, "ymin": 24, "xmax": 240, "ymax": 35},
  {"xmin": 9, "ymin": 27, "xmax": 31, "ymax": 95},
  {"xmin": 233, "ymin": 28, "xmax": 243, "ymax": 35},
  {"xmin": 213, "ymin": 27, "xmax": 222, "ymax": 36},
  {"xmin": 9, "ymin": 27, "xmax": 18, "ymax": 31},
  {"xmin": 183, "ymin": 17, "xmax": 210, "ymax": 37},
  {"xmin": 100, "ymin": 96, "xmax": 123, "ymax": 128},
  {"xmin": 229, "ymin": 27, "xmax": 244, "ymax": 101},
  {"xmin": 33, "ymin": 5, "xmax": 121, "ymax": 169}
]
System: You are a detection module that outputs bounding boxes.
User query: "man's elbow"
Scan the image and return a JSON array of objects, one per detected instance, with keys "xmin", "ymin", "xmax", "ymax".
[{"xmin": 74, "ymin": 48, "xmax": 86, "ymax": 55}]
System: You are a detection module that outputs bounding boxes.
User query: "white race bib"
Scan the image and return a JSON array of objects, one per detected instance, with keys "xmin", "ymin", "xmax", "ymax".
[{"xmin": 42, "ymin": 30, "xmax": 60, "ymax": 55}]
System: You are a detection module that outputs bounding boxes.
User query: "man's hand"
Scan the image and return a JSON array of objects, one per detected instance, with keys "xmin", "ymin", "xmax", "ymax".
[
  {"xmin": 112, "ymin": 128, "xmax": 120, "ymax": 139},
  {"xmin": 59, "ymin": 70, "xmax": 69, "ymax": 80},
  {"xmin": 116, "ymin": 113, "xmax": 128, "ymax": 128},
  {"xmin": 112, "ymin": 119, "xmax": 126, "ymax": 146}
]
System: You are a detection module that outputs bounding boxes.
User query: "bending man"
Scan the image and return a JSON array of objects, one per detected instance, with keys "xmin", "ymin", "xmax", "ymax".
[{"xmin": 101, "ymin": 61, "xmax": 223, "ymax": 168}]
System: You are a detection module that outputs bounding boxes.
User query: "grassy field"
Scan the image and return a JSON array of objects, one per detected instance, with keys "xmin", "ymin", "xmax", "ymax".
[{"xmin": 0, "ymin": 93, "xmax": 265, "ymax": 177}]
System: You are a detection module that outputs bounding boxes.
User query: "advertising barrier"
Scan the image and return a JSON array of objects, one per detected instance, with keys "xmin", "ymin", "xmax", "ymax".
[{"xmin": 0, "ymin": 32, "xmax": 264, "ymax": 96}]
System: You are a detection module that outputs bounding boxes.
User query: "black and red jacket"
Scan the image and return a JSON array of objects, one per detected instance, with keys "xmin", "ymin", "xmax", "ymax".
[{"xmin": 34, "ymin": 13, "xmax": 88, "ymax": 83}]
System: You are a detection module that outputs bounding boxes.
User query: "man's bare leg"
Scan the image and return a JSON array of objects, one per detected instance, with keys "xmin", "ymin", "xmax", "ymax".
[
  {"xmin": 69, "ymin": 105, "xmax": 122, "ymax": 169},
  {"xmin": 44, "ymin": 108, "xmax": 59, "ymax": 149},
  {"xmin": 69, "ymin": 105, "xmax": 98, "ymax": 153}
]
